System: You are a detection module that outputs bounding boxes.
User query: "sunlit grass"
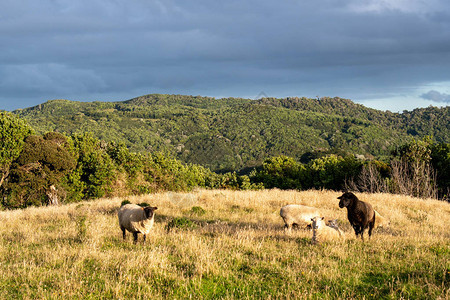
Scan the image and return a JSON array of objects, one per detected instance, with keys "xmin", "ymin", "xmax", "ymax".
[{"xmin": 0, "ymin": 189, "xmax": 448, "ymax": 299}]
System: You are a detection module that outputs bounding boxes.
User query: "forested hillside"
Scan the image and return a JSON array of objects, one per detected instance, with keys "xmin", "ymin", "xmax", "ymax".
[{"xmin": 14, "ymin": 94, "xmax": 449, "ymax": 171}]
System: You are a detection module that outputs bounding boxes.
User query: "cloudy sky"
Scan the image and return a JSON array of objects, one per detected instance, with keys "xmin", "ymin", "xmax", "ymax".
[{"xmin": 1, "ymin": 0, "xmax": 450, "ymax": 112}]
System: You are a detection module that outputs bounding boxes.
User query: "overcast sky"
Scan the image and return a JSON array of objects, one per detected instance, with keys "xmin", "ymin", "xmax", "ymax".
[{"xmin": 1, "ymin": 0, "xmax": 450, "ymax": 112}]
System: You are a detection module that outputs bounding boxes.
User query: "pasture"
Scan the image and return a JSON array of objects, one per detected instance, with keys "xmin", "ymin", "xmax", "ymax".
[{"xmin": 0, "ymin": 189, "xmax": 448, "ymax": 299}]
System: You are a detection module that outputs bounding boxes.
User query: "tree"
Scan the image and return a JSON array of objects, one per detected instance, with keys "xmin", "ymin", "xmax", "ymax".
[
  {"xmin": 430, "ymin": 142, "xmax": 450, "ymax": 199},
  {"xmin": 71, "ymin": 133, "xmax": 116, "ymax": 199},
  {"xmin": 390, "ymin": 137, "xmax": 437, "ymax": 199},
  {"xmin": 0, "ymin": 112, "xmax": 32, "ymax": 187},
  {"xmin": 2, "ymin": 133, "xmax": 76, "ymax": 208}
]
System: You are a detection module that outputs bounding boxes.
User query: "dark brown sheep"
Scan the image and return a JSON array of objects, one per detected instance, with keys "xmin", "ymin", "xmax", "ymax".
[{"xmin": 338, "ymin": 192, "xmax": 375, "ymax": 241}]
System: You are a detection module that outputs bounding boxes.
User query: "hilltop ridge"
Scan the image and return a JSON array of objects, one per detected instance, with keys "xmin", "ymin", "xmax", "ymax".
[{"xmin": 14, "ymin": 94, "xmax": 449, "ymax": 171}]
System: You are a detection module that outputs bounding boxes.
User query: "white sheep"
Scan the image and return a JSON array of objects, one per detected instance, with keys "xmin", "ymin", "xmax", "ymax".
[
  {"xmin": 280, "ymin": 204, "xmax": 320, "ymax": 232},
  {"xmin": 374, "ymin": 210, "xmax": 390, "ymax": 228},
  {"xmin": 326, "ymin": 219, "xmax": 345, "ymax": 237},
  {"xmin": 118, "ymin": 204, "xmax": 158, "ymax": 243},
  {"xmin": 311, "ymin": 216, "xmax": 342, "ymax": 244}
]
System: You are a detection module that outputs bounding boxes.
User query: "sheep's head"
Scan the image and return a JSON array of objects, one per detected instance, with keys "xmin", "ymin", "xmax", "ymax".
[
  {"xmin": 338, "ymin": 192, "xmax": 356, "ymax": 208},
  {"xmin": 327, "ymin": 219, "xmax": 339, "ymax": 229},
  {"xmin": 310, "ymin": 216, "xmax": 324, "ymax": 230},
  {"xmin": 144, "ymin": 206, "xmax": 158, "ymax": 219}
]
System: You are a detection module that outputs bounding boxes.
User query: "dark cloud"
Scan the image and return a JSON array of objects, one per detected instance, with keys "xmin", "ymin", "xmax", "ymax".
[
  {"xmin": 1, "ymin": 0, "xmax": 450, "ymax": 111},
  {"xmin": 420, "ymin": 90, "xmax": 450, "ymax": 103}
]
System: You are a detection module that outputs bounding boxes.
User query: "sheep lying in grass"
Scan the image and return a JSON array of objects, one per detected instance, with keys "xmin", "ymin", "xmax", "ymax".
[
  {"xmin": 374, "ymin": 210, "xmax": 390, "ymax": 228},
  {"xmin": 280, "ymin": 204, "xmax": 320, "ymax": 232},
  {"xmin": 118, "ymin": 203, "xmax": 158, "ymax": 244},
  {"xmin": 311, "ymin": 216, "xmax": 342, "ymax": 244},
  {"xmin": 326, "ymin": 219, "xmax": 344, "ymax": 237},
  {"xmin": 338, "ymin": 192, "xmax": 375, "ymax": 241}
]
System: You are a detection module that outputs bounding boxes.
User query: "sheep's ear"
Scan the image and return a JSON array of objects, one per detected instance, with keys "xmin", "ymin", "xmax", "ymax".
[
  {"xmin": 153, "ymin": 207, "xmax": 158, "ymax": 210},
  {"xmin": 321, "ymin": 217, "xmax": 324, "ymax": 220}
]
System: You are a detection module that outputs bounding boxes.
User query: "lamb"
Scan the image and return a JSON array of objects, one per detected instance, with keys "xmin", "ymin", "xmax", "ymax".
[
  {"xmin": 280, "ymin": 204, "xmax": 320, "ymax": 232},
  {"xmin": 311, "ymin": 216, "xmax": 342, "ymax": 244},
  {"xmin": 326, "ymin": 219, "xmax": 345, "ymax": 237},
  {"xmin": 338, "ymin": 192, "xmax": 375, "ymax": 241},
  {"xmin": 374, "ymin": 210, "xmax": 390, "ymax": 228},
  {"xmin": 118, "ymin": 203, "xmax": 158, "ymax": 243}
]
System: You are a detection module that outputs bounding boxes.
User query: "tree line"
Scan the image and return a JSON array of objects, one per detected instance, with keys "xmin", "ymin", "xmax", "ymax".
[
  {"xmin": 252, "ymin": 137, "xmax": 449, "ymax": 200},
  {"xmin": 1, "ymin": 111, "xmax": 448, "ymax": 209},
  {"xmin": 14, "ymin": 94, "xmax": 449, "ymax": 172}
]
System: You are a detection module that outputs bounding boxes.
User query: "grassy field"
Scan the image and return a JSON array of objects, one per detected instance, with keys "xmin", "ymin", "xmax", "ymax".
[{"xmin": 0, "ymin": 189, "xmax": 448, "ymax": 299}]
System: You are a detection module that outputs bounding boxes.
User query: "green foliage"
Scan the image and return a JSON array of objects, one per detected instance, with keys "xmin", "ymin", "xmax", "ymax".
[
  {"xmin": 252, "ymin": 154, "xmax": 362, "ymax": 191},
  {"xmin": 430, "ymin": 142, "xmax": 450, "ymax": 199},
  {"xmin": 143, "ymin": 152, "xmax": 217, "ymax": 192},
  {"xmin": 71, "ymin": 133, "xmax": 116, "ymax": 199},
  {"xmin": 3, "ymin": 101, "xmax": 450, "ymax": 208},
  {"xmin": 106, "ymin": 142, "xmax": 144, "ymax": 176},
  {"xmin": 120, "ymin": 200, "xmax": 131, "ymax": 206},
  {"xmin": 390, "ymin": 137, "xmax": 438, "ymax": 199},
  {"xmin": 253, "ymin": 156, "xmax": 305, "ymax": 189},
  {"xmin": 307, "ymin": 154, "xmax": 362, "ymax": 190},
  {"xmin": 393, "ymin": 136, "xmax": 433, "ymax": 163},
  {"xmin": 391, "ymin": 137, "xmax": 450, "ymax": 199},
  {"xmin": 166, "ymin": 217, "xmax": 196, "ymax": 232},
  {"xmin": 14, "ymin": 94, "xmax": 449, "ymax": 172},
  {"xmin": 0, "ymin": 112, "xmax": 33, "ymax": 187},
  {"xmin": 190, "ymin": 206, "xmax": 206, "ymax": 216},
  {"xmin": 1, "ymin": 133, "xmax": 76, "ymax": 208},
  {"xmin": 219, "ymin": 172, "xmax": 264, "ymax": 190}
]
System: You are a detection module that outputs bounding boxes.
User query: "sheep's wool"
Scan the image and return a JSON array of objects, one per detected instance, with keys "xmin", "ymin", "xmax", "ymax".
[
  {"xmin": 119, "ymin": 204, "xmax": 155, "ymax": 235},
  {"xmin": 311, "ymin": 217, "xmax": 341, "ymax": 243},
  {"xmin": 280, "ymin": 204, "xmax": 320, "ymax": 229}
]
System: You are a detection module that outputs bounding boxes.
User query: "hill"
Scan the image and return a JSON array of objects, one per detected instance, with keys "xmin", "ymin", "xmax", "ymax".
[
  {"xmin": 0, "ymin": 189, "xmax": 448, "ymax": 298},
  {"xmin": 14, "ymin": 94, "xmax": 450, "ymax": 171}
]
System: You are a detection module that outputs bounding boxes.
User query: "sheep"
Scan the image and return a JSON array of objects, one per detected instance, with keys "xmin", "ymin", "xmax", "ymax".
[
  {"xmin": 338, "ymin": 192, "xmax": 375, "ymax": 241},
  {"xmin": 311, "ymin": 216, "xmax": 342, "ymax": 244},
  {"xmin": 374, "ymin": 210, "xmax": 390, "ymax": 228},
  {"xmin": 118, "ymin": 203, "xmax": 158, "ymax": 243},
  {"xmin": 280, "ymin": 204, "xmax": 320, "ymax": 232},
  {"xmin": 326, "ymin": 219, "xmax": 345, "ymax": 237}
]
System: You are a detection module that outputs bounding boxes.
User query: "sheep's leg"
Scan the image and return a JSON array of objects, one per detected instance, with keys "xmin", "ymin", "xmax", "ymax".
[
  {"xmin": 353, "ymin": 225, "xmax": 360, "ymax": 238},
  {"xmin": 143, "ymin": 234, "xmax": 146, "ymax": 242},
  {"xmin": 133, "ymin": 232, "xmax": 138, "ymax": 244},
  {"xmin": 284, "ymin": 223, "xmax": 292, "ymax": 233},
  {"xmin": 368, "ymin": 221, "xmax": 374, "ymax": 240},
  {"xmin": 121, "ymin": 226, "xmax": 126, "ymax": 240}
]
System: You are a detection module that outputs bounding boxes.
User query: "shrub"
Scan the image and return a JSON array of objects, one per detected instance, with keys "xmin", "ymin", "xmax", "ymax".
[
  {"xmin": 1, "ymin": 133, "xmax": 76, "ymax": 208},
  {"xmin": 0, "ymin": 112, "xmax": 33, "ymax": 189},
  {"xmin": 190, "ymin": 206, "xmax": 206, "ymax": 216},
  {"xmin": 166, "ymin": 217, "xmax": 196, "ymax": 232}
]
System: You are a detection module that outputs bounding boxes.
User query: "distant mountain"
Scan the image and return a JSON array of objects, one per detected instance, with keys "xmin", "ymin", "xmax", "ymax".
[{"xmin": 14, "ymin": 94, "xmax": 449, "ymax": 171}]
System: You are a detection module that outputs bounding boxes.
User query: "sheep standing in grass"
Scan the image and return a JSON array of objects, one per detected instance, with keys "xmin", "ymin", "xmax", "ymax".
[
  {"xmin": 311, "ymin": 216, "xmax": 342, "ymax": 244},
  {"xmin": 338, "ymin": 192, "xmax": 375, "ymax": 241},
  {"xmin": 280, "ymin": 204, "xmax": 320, "ymax": 232},
  {"xmin": 118, "ymin": 204, "xmax": 158, "ymax": 243}
]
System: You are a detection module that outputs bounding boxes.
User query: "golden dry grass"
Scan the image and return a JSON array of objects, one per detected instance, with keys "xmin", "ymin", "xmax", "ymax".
[{"xmin": 0, "ymin": 189, "xmax": 448, "ymax": 299}]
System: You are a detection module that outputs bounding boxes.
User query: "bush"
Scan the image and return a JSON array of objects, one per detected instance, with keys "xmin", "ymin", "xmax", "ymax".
[
  {"xmin": 166, "ymin": 217, "xmax": 196, "ymax": 232},
  {"xmin": 190, "ymin": 206, "xmax": 206, "ymax": 216},
  {"xmin": 0, "ymin": 112, "xmax": 33, "ymax": 189},
  {"xmin": 1, "ymin": 133, "xmax": 76, "ymax": 208},
  {"xmin": 251, "ymin": 154, "xmax": 361, "ymax": 191}
]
